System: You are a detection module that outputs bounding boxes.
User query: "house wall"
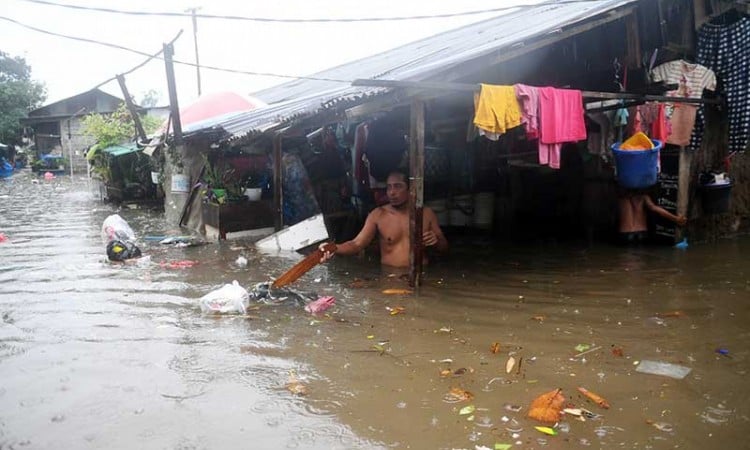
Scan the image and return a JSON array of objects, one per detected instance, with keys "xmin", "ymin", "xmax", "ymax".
[{"xmin": 60, "ymin": 116, "xmax": 95, "ymax": 173}]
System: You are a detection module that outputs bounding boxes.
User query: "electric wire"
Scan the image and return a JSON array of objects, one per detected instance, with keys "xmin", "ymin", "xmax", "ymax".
[
  {"xmin": 0, "ymin": 15, "xmax": 352, "ymax": 84},
  {"xmin": 17, "ymin": 0, "xmax": 593, "ymax": 23}
]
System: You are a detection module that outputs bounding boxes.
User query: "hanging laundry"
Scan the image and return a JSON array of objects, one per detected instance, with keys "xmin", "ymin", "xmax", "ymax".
[
  {"xmin": 538, "ymin": 87, "xmax": 587, "ymax": 169},
  {"xmin": 693, "ymin": 16, "xmax": 750, "ymax": 153},
  {"xmin": 651, "ymin": 59, "xmax": 716, "ymax": 147},
  {"xmin": 514, "ymin": 84, "xmax": 540, "ymax": 139},
  {"xmin": 473, "ymin": 84, "xmax": 523, "ymax": 136}
]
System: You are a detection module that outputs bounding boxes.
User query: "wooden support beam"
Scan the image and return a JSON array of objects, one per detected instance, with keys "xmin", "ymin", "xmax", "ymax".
[
  {"xmin": 351, "ymin": 78, "xmax": 721, "ymax": 105},
  {"xmin": 163, "ymin": 43, "xmax": 183, "ymax": 145},
  {"xmin": 273, "ymin": 133, "xmax": 283, "ymax": 231},
  {"xmin": 116, "ymin": 74, "xmax": 147, "ymax": 143},
  {"xmin": 408, "ymin": 97, "xmax": 425, "ymax": 288},
  {"xmin": 676, "ymin": 146, "xmax": 692, "ymax": 241},
  {"xmin": 625, "ymin": 10, "xmax": 642, "ymax": 68}
]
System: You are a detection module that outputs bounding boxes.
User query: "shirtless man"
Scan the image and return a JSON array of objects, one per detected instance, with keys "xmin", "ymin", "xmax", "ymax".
[
  {"xmin": 322, "ymin": 169, "xmax": 448, "ymax": 267},
  {"xmin": 618, "ymin": 189, "xmax": 686, "ymax": 244}
]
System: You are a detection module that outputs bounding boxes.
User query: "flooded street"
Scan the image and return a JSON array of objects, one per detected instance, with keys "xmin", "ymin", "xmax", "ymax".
[{"xmin": 2, "ymin": 173, "xmax": 749, "ymax": 449}]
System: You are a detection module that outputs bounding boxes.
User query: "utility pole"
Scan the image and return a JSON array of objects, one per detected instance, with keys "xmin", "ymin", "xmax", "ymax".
[{"xmin": 186, "ymin": 7, "xmax": 202, "ymax": 97}]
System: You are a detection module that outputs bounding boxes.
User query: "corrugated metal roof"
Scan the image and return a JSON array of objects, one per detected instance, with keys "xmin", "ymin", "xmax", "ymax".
[{"xmin": 189, "ymin": 0, "xmax": 637, "ymax": 141}]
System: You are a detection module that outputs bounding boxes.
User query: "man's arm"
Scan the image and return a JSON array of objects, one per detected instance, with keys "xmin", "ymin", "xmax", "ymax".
[
  {"xmin": 333, "ymin": 209, "xmax": 380, "ymax": 256},
  {"xmin": 644, "ymin": 196, "xmax": 687, "ymax": 226},
  {"xmin": 423, "ymin": 208, "xmax": 449, "ymax": 252}
]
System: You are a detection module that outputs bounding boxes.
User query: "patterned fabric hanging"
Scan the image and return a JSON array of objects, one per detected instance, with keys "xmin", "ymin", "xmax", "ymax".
[{"xmin": 692, "ymin": 16, "xmax": 750, "ymax": 153}]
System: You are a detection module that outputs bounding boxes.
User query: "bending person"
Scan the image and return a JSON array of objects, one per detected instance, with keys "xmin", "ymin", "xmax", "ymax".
[
  {"xmin": 618, "ymin": 188, "xmax": 686, "ymax": 244},
  {"xmin": 322, "ymin": 168, "xmax": 448, "ymax": 267}
]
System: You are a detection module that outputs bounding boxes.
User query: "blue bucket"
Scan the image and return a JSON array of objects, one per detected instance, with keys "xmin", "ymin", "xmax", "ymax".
[{"xmin": 612, "ymin": 140, "xmax": 661, "ymax": 189}]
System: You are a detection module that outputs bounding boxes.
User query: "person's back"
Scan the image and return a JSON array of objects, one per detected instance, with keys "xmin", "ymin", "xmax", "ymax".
[{"xmin": 617, "ymin": 189, "xmax": 686, "ymax": 244}]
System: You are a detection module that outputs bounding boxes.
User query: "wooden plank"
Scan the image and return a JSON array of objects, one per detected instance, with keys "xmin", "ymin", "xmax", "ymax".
[
  {"xmin": 351, "ymin": 79, "xmax": 721, "ymax": 105},
  {"xmin": 273, "ymin": 133, "xmax": 283, "ymax": 231},
  {"xmin": 625, "ymin": 10, "xmax": 642, "ymax": 68},
  {"xmin": 676, "ymin": 146, "xmax": 692, "ymax": 241},
  {"xmin": 116, "ymin": 75, "xmax": 147, "ymax": 143},
  {"xmin": 408, "ymin": 97, "xmax": 425, "ymax": 288},
  {"xmin": 163, "ymin": 43, "xmax": 182, "ymax": 145}
]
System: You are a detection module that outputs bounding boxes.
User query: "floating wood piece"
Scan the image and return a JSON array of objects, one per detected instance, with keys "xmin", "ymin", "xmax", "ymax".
[{"xmin": 271, "ymin": 243, "xmax": 336, "ymax": 288}]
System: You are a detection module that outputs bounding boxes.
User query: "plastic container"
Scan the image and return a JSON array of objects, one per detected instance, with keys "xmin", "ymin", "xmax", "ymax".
[
  {"xmin": 425, "ymin": 199, "xmax": 448, "ymax": 227},
  {"xmin": 244, "ymin": 187, "xmax": 262, "ymax": 201},
  {"xmin": 472, "ymin": 192, "xmax": 495, "ymax": 230},
  {"xmin": 449, "ymin": 194, "xmax": 473, "ymax": 227},
  {"xmin": 701, "ymin": 182, "xmax": 732, "ymax": 214},
  {"xmin": 612, "ymin": 139, "xmax": 662, "ymax": 189}
]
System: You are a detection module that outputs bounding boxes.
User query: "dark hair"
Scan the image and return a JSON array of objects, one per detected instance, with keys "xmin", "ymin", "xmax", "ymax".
[{"xmin": 387, "ymin": 168, "xmax": 410, "ymax": 187}]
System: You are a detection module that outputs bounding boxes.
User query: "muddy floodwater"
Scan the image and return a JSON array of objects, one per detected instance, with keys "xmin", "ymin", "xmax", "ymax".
[{"xmin": 1, "ymin": 173, "xmax": 749, "ymax": 450}]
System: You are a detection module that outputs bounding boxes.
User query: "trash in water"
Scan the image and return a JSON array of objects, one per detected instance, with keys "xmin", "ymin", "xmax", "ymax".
[
  {"xmin": 647, "ymin": 420, "xmax": 674, "ymax": 432},
  {"xmin": 656, "ymin": 310, "xmax": 685, "ymax": 318},
  {"xmin": 459, "ymin": 404, "xmax": 476, "ymax": 415},
  {"xmin": 715, "ymin": 348, "xmax": 731, "ymax": 357},
  {"xmin": 382, "ymin": 288, "xmax": 413, "ymax": 295},
  {"xmin": 285, "ymin": 370, "xmax": 308, "ymax": 396},
  {"xmin": 235, "ymin": 256, "xmax": 248, "ymax": 267},
  {"xmin": 674, "ymin": 238, "xmax": 688, "ymax": 249},
  {"xmin": 534, "ymin": 426, "xmax": 557, "ymax": 436},
  {"xmin": 506, "ymin": 356, "xmax": 516, "ymax": 374},
  {"xmin": 160, "ymin": 260, "xmax": 198, "ymax": 269},
  {"xmin": 611, "ymin": 346, "xmax": 624, "ymax": 357},
  {"xmin": 494, "ymin": 443, "xmax": 512, "ymax": 450},
  {"xmin": 386, "ymin": 306, "xmax": 405, "ymax": 315},
  {"xmin": 577, "ymin": 387, "xmax": 610, "ymax": 409},
  {"xmin": 304, "ymin": 296, "xmax": 335, "ymax": 314},
  {"xmin": 574, "ymin": 344, "xmax": 591, "ymax": 353},
  {"xmin": 0, "ymin": 233, "xmax": 7, "ymax": 243},
  {"xmin": 635, "ymin": 360, "xmax": 692, "ymax": 379},
  {"xmin": 199, "ymin": 280, "xmax": 249, "ymax": 314},
  {"xmin": 491, "ymin": 342, "xmax": 501, "ymax": 354},
  {"xmin": 444, "ymin": 387, "xmax": 474, "ymax": 403},
  {"xmin": 504, "ymin": 403, "xmax": 523, "ymax": 413},
  {"xmin": 527, "ymin": 389, "xmax": 565, "ymax": 424}
]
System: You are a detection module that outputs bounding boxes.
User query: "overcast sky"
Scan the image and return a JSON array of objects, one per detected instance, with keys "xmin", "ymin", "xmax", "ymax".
[{"xmin": 0, "ymin": 0, "xmax": 531, "ymax": 108}]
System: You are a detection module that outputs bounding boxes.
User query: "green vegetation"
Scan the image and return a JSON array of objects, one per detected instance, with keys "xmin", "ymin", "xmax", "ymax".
[{"xmin": 0, "ymin": 51, "xmax": 46, "ymax": 145}]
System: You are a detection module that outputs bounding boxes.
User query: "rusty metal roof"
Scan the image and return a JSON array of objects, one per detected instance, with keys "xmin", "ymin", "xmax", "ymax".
[{"xmin": 187, "ymin": 0, "xmax": 637, "ymax": 142}]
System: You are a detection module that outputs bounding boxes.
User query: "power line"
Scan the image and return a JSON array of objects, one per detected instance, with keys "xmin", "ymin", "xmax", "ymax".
[
  {"xmin": 0, "ymin": 15, "xmax": 351, "ymax": 84},
  {"xmin": 17, "ymin": 0, "xmax": 588, "ymax": 23}
]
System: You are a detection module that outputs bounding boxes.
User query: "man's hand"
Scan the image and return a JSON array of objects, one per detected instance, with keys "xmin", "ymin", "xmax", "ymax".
[
  {"xmin": 422, "ymin": 231, "xmax": 438, "ymax": 247},
  {"xmin": 319, "ymin": 242, "xmax": 335, "ymax": 263},
  {"xmin": 675, "ymin": 215, "xmax": 687, "ymax": 226}
]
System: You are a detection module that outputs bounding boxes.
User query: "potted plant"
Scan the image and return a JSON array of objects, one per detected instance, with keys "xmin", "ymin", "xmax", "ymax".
[{"xmin": 202, "ymin": 156, "xmax": 234, "ymax": 204}]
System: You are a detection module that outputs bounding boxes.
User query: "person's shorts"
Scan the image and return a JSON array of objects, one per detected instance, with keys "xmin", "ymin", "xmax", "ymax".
[{"xmin": 619, "ymin": 231, "xmax": 648, "ymax": 245}]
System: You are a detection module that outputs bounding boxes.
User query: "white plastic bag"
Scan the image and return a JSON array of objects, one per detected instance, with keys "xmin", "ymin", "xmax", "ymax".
[
  {"xmin": 101, "ymin": 214, "xmax": 136, "ymax": 244},
  {"xmin": 199, "ymin": 281, "xmax": 250, "ymax": 314}
]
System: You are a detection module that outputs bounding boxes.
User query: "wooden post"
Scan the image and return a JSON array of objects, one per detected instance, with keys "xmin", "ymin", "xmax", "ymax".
[
  {"xmin": 676, "ymin": 146, "xmax": 692, "ymax": 240},
  {"xmin": 625, "ymin": 11, "xmax": 642, "ymax": 68},
  {"xmin": 163, "ymin": 43, "xmax": 183, "ymax": 145},
  {"xmin": 116, "ymin": 74, "xmax": 147, "ymax": 143},
  {"xmin": 408, "ymin": 97, "xmax": 425, "ymax": 288},
  {"xmin": 273, "ymin": 133, "xmax": 283, "ymax": 231},
  {"xmin": 163, "ymin": 42, "xmax": 186, "ymax": 225}
]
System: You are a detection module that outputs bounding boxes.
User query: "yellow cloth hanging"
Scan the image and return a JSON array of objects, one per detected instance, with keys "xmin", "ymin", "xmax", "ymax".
[
  {"xmin": 620, "ymin": 131, "xmax": 655, "ymax": 150},
  {"xmin": 473, "ymin": 84, "xmax": 522, "ymax": 135}
]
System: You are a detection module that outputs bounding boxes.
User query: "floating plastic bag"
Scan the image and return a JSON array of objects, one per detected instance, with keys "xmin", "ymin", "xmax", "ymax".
[
  {"xmin": 101, "ymin": 214, "xmax": 136, "ymax": 244},
  {"xmin": 199, "ymin": 281, "xmax": 249, "ymax": 314},
  {"xmin": 101, "ymin": 214, "xmax": 142, "ymax": 261},
  {"xmin": 635, "ymin": 360, "xmax": 692, "ymax": 379},
  {"xmin": 304, "ymin": 296, "xmax": 335, "ymax": 314}
]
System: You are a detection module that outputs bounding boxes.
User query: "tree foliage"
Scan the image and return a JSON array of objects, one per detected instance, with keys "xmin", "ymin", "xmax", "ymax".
[
  {"xmin": 82, "ymin": 103, "xmax": 162, "ymax": 149},
  {"xmin": 0, "ymin": 51, "xmax": 46, "ymax": 145}
]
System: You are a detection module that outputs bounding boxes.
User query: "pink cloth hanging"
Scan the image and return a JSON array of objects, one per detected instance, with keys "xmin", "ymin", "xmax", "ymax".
[
  {"xmin": 514, "ymin": 84, "xmax": 540, "ymax": 139},
  {"xmin": 538, "ymin": 87, "xmax": 587, "ymax": 169}
]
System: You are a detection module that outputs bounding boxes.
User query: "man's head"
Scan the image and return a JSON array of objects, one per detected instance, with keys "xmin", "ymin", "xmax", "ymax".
[{"xmin": 386, "ymin": 168, "xmax": 409, "ymax": 209}]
